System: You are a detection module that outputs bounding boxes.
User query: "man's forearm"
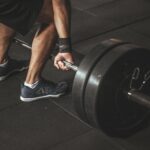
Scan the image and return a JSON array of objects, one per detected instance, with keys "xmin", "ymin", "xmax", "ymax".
[{"xmin": 52, "ymin": 0, "xmax": 71, "ymax": 38}]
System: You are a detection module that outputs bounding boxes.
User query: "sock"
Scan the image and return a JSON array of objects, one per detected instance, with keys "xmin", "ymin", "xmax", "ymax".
[
  {"xmin": 0, "ymin": 60, "xmax": 8, "ymax": 67},
  {"xmin": 24, "ymin": 80, "xmax": 39, "ymax": 89}
]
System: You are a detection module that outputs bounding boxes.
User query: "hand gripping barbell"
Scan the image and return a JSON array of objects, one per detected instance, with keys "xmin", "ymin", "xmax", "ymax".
[{"xmin": 13, "ymin": 37, "xmax": 150, "ymax": 137}]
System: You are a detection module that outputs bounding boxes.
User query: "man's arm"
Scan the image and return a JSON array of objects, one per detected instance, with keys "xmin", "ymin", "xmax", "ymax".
[
  {"xmin": 52, "ymin": 0, "xmax": 73, "ymax": 70},
  {"xmin": 52, "ymin": 0, "xmax": 70, "ymax": 37}
]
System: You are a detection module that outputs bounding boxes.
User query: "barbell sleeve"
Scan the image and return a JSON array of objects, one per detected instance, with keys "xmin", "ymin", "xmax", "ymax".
[
  {"xmin": 127, "ymin": 90, "xmax": 150, "ymax": 108},
  {"xmin": 13, "ymin": 37, "xmax": 78, "ymax": 72}
]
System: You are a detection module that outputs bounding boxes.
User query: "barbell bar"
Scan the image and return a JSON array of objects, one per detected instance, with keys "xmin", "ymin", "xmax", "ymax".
[
  {"xmin": 127, "ymin": 90, "xmax": 150, "ymax": 108},
  {"xmin": 13, "ymin": 37, "xmax": 150, "ymax": 137}
]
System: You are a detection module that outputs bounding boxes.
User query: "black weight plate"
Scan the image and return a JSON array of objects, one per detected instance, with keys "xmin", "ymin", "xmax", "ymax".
[
  {"xmin": 72, "ymin": 39, "xmax": 126, "ymax": 121},
  {"xmin": 84, "ymin": 44, "xmax": 150, "ymax": 137}
]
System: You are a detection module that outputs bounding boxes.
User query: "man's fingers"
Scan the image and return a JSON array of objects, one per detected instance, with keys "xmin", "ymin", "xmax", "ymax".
[
  {"xmin": 54, "ymin": 53, "xmax": 74, "ymax": 71},
  {"xmin": 58, "ymin": 61, "xmax": 68, "ymax": 70},
  {"xmin": 54, "ymin": 59, "xmax": 60, "ymax": 69}
]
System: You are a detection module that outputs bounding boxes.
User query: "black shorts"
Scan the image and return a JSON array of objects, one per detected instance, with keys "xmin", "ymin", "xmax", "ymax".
[{"xmin": 0, "ymin": 0, "xmax": 43, "ymax": 35}]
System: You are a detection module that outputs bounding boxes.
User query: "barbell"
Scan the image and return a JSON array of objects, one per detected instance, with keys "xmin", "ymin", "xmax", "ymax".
[{"xmin": 13, "ymin": 37, "xmax": 150, "ymax": 137}]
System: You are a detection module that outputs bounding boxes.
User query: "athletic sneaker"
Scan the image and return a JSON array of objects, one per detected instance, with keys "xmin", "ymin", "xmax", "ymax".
[
  {"xmin": 20, "ymin": 78, "xmax": 68, "ymax": 102},
  {"xmin": 0, "ymin": 58, "xmax": 28, "ymax": 81}
]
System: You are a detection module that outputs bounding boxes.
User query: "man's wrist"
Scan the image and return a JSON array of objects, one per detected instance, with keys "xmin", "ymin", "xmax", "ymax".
[{"xmin": 58, "ymin": 37, "xmax": 72, "ymax": 53}]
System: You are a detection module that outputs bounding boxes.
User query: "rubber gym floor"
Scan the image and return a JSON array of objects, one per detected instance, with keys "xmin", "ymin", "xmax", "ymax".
[{"xmin": 1, "ymin": 0, "xmax": 150, "ymax": 150}]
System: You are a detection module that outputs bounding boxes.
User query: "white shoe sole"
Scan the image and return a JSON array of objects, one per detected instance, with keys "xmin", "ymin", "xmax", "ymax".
[
  {"xmin": 0, "ymin": 67, "xmax": 28, "ymax": 81},
  {"xmin": 20, "ymin": 93, "xmax": 65, "ymax": 102}
]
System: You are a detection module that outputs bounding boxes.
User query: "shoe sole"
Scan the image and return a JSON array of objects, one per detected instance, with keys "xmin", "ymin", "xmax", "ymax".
[
  {"xmin": 20, "ymin": 93, "xmax": 65, "ymax": 102},
  {"xmin": 0, "ymin": 67, "xmax": 28, "ymax": 81}
]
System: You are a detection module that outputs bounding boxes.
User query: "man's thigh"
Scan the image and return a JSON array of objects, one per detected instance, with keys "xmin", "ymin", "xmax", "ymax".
[{"xmin": 0, "ymin": 0, "xmax": 43, "ymax": 35}]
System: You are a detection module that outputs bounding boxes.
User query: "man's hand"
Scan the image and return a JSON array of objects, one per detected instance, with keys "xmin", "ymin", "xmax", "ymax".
[{"xmin": 54, "ymin": 52, "xmax": 74, "ymax": 71}]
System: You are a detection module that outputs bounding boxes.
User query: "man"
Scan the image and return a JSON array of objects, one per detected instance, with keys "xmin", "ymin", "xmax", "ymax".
[{"xmin": 0, "ymin": 0, "xmax": 74, "ymax": 102}]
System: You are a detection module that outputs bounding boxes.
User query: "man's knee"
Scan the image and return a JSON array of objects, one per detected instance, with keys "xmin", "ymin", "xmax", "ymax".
[{"xmin": 0, "ymin": 23, "xmax": 15, "ymax": 43}]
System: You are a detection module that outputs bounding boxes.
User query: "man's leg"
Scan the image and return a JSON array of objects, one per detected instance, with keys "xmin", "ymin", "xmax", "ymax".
[
  {"xmin": 25, "ymin": 24, "xmax": 57, "ymax": 84},
  {"xmin": 0, "ymin": 23, "xmax": 15, "ymax": 63},
  {"xmin": 20, "ymin": 0, "xmax": 68, "ymax": 101},
  {"xmin": 0, "ymin": 23, "xmax": 28, "ymax": 81},
  {"xmin": 25, "ymin": 0, "xmax": 56, "ymax": 84}
]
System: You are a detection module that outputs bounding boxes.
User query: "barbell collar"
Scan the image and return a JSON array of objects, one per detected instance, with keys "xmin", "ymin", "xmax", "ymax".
[{"xmin": 127, "ymin": 90, "xmax": 150, "ymax": 108}]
